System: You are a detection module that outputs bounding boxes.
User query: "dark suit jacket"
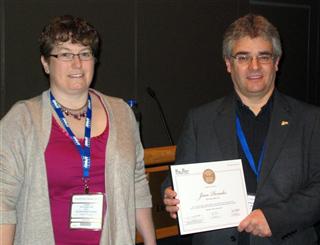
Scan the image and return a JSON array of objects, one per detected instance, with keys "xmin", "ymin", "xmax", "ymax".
[{"xmin": 162, "ymin": 90, "xmax": 320, "ymax": 245}]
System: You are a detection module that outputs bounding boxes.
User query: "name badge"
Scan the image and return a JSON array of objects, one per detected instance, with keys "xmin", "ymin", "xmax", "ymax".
[
  {"xmin": 247, "ymin": 194, "xmax": 255, "ymax": 213},
  {"xmin": 70, "ymin": 193, "xmax": 104, "ymax": 230}
]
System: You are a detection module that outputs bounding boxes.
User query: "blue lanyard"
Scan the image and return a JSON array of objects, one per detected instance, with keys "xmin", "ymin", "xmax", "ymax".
[
  {"xmin": 50, "ymin": 92, "xmax": 92, "ymax": 186},
  {"xmin": 236, "ymin": 116, "xmax": 264, "ymax": 179}
]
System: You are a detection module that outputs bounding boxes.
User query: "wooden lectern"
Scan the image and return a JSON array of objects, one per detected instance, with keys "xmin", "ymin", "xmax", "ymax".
[{"xmin": 136, "ymin": 145, "xmax": 179, "ymax": 243}]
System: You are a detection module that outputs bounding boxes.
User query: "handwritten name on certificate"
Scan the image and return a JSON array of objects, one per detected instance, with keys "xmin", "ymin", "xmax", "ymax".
[{"xmin": 170, "ymin": 159, "xmax": 249, "ymax": 235}]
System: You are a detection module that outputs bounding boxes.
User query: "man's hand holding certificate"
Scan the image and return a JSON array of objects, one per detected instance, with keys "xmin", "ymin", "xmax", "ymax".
[{"xmin": 170, "ymin": 159, "xmax": 249, "ymax": 235}]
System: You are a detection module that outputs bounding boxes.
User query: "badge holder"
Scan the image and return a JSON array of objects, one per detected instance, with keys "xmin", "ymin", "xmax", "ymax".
[
  {"xmin": 69, "ymin": 192, "xmax": 104, "ymax": 230},
  {"xmin": 69, "ymin": 178, "xmax": 105, "ymax": 230}
]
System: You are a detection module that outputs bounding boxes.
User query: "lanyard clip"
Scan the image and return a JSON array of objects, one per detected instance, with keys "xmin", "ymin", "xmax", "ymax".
[{"xmin": 83, "ymin": 178, "xmax": 90, "ymax": 194}]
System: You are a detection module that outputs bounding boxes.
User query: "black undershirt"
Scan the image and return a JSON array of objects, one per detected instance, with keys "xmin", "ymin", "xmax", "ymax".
[{"xmin": 236, "ymin": 95, "xmax": 272, "ymax": 244}]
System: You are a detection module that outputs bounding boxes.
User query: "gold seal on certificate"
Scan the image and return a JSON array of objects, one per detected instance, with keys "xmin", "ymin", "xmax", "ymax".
[
  {"xmin": 170, "ymin": 159, "xmax": 249, "ymax": 235},
  {"xmin": 202, "ymin": 169, "xmax": 215, "ymax": 184}
]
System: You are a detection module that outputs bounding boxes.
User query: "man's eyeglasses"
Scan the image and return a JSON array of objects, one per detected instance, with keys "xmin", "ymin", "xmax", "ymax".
[
  {"xmin": 231, "ymin": 53, "xmax": 274, "ymax": 65},
  {"xmin": 49, "ymin": 51, "xmax": 94, "ymax": 61}
]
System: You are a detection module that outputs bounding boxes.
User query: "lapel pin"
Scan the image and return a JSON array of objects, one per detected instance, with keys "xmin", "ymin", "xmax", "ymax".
[{"xmin": 281, "ymin": 120, "xmax": 289, "ymax": 126}]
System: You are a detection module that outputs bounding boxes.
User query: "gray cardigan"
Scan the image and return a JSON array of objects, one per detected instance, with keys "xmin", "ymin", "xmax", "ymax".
[{"xmin": 0, "ymin": 89, "xmax": 152, "ymax": 245}]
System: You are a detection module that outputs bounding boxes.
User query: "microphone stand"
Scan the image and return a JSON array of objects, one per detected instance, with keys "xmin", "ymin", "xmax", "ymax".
[{"xmin": 146, "ymin": 87, "xmax": 174, "ymax": 145}]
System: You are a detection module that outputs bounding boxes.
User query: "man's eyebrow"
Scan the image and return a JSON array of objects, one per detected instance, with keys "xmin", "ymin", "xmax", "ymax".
[
  {"xmin": 233, "ymin": 51, "xmax": 250, "ymax": 55},
  {"xmin": 233, "ymin": 51, "xmax": 273, "ymax": 56},
  {"xmin": 258, "ymin": 51, "xmax": 273, "ymax": 55}
]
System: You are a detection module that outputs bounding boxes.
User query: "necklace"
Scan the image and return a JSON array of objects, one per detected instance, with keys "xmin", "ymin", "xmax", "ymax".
[{"xmin": 59, "ymin": 101, "xmax": 88, "ymax": 120}]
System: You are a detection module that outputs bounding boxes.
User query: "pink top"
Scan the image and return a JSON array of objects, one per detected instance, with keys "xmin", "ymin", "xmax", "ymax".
[{"xmin": 45, "ymin": 116, "xmax": 108, "ymax": 245}]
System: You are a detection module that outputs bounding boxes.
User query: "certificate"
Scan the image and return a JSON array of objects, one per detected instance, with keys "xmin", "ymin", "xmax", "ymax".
[{"xmin": 170, "ymin": 159, "xmax": 249, "ymax": 235}]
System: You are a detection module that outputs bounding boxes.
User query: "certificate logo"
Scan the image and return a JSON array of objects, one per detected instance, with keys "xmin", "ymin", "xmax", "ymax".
[{"xmin": 202, "ymin": 169, "xmax": 215, "ymax": 184}]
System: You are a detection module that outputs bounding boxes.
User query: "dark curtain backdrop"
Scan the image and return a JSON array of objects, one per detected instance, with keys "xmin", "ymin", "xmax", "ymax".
[{"xmin": 0, "ymin": 0, "xmax": 319, "ymax": 147}]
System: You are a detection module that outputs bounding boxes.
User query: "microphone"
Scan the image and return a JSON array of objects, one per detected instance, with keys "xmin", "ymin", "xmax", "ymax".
[{"xmin": 146, "ymin": 86, "xmax": 174, "ymax": 145}]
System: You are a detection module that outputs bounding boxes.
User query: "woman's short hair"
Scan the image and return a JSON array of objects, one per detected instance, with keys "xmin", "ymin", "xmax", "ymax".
[
  {"xmin": 39, "ymin": 15, "xmax": 100, "ymax": 59},
  {"xmin": 222, "ymin": 14, "xmax": 282, "ymax": 59}
]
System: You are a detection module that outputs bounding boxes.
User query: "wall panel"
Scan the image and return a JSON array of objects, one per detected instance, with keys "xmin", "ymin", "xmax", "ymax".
[{"xmin": 250, "ymin": 0, "xmax": 320, "ymax": 105}]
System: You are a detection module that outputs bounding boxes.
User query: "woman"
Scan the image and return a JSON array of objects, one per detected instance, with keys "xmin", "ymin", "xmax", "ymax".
[{"xmin": 0, "ymin": 15, "xmax": 156, "ymax": 245}]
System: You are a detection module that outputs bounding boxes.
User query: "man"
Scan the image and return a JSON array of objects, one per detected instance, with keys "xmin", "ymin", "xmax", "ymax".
[{"xmin": 162, "ymin": 14, "xmax": 320, "ymax": 245}]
